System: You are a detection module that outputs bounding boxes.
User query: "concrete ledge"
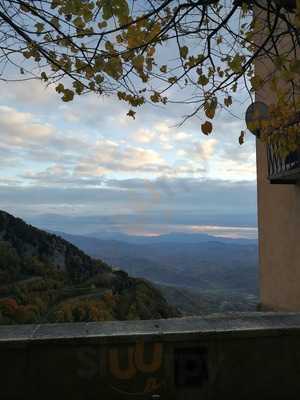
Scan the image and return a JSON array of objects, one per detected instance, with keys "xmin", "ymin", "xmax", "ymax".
[
  {"xmin": 2, "ymin": 312, "xmax": 300, "ymax": 343},
  {"xmin": 1, "ymin": 312, "xmax": 300, "ymax": 399}
]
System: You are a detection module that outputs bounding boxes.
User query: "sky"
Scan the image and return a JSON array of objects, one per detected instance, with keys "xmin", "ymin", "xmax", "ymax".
[{"xmin": 0, "ymin": 78, "xmax": 258, "ymax": 238}]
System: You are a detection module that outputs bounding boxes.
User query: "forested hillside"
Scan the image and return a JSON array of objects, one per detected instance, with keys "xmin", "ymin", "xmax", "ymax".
[{"xmin": 0, "ymin": 211, "xmax": 178, "ymax": 324}]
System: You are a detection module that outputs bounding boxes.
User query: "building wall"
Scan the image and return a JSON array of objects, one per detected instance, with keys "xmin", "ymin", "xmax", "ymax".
[
  {"xmin": 257, "ymin": 138, "xmax": 300, "ymax": 311},
  {"xmin": 255, "ymin": 7, "xmax": 300, "ymax": 310}
]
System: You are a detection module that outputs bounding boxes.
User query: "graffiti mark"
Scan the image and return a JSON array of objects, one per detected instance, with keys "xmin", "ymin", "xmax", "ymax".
[
  {"xmin": 135, "ymin": 341, "xmax": 163, "ymax": 374},
  {"xmin": 109, "ymin": 341, "xmax": 163, "ymax": 379},
  {"xmin": 144, "ymin": 377, "xmax": 161, "ymax": 393},
  {"xmin": 109, "ymin": 346, "xmax": 136, "ymax": 380}
]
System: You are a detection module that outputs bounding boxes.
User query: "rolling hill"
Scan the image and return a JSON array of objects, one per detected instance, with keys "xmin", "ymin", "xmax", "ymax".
[
  {"xmin": 0, "ymin": 210, "xmax": 178, "ymax": 325},
  {"xmin": 55, "ymin": 231, "xmax": 259, "ymax": 315}
]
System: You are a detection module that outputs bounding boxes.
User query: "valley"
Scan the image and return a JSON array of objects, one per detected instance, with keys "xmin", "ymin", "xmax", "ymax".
[{"xmin": 56, "ymin": 231, "xmax": 259, "ymax": 316}]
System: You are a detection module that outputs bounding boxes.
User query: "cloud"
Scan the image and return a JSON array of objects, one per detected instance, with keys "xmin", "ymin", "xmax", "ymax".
[
  {"xmin": 21, "ymin": 165, "xmax": 104, "ymax": 187},
  {"xmin": 0, "ymin": 176, "xmax": 257, "ymax": 237},
  {"xmin": 0, "ymin": 176, "xmax": 256, "ymax": 212},
  {"xmin": 131, "ymin": 124, "xmax": 191, "ymax": 148},
  {"xmin": 75, "ymin": 139, "xmax": 168, "ymax": 175},
  {"xmin": 0, "ymin": 80, "xmax": 56, "ymax": 109},
  {"xmin": 0, "ymin": 76, "xmax": 257, "ymax": 231},
  {"xmin": 20, "ymin": 138, "xmax": 174, "ymax": 186},
  {"xmin": 132, "ymin": 129, "xmax": 155, "ymax": 144},
  {"xmin": 0, "ymin": 98, "xmax": 256, "ymax": 187},
  {"xmin": 187, "ymin": 138, "xmax": 219, "ymax": 161},
  {"xmin": 174, "ymin": 131, "xmax": 191, "ymax": 141},
  {"xmin": 0, "ymin": 146, "xmax": 20, "ymax": 167},
  {"xmin": 0, "ymin": 105, "xmax": 94, "ymax": 170},
  {"xmin": 0, "ymin": 106, "xmax": 54, "ymax": 147},
  {"xmin": 212, "ymin": 157, "xmax": 256, "ymax": 181},
  {"xmin": 176, "ymin": 138, "xmax": 219, "ymax": 174}
]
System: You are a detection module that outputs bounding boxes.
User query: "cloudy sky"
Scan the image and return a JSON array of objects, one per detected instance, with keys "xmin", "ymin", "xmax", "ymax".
[{"xmin": 0, "ymin": 78, "xmax": 257, "ymax": 238}]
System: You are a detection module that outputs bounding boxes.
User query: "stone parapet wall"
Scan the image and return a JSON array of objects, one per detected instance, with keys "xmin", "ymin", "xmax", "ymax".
[{"xmin": 1, "ymin": 312, "xmax": 300, "ymax": 399}]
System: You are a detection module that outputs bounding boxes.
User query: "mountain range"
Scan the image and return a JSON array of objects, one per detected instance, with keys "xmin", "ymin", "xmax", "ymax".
[
  {"xmin": 54, "ymin": 230, "xmax": 259, "ymax": 315},
  {"xmin": 26, "ymin": 212, "xmax": 258, "ymax": 239}
]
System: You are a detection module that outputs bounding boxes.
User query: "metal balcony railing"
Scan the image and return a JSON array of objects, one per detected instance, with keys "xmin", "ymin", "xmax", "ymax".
[
  {"xmin": 267, "ymin": 143, "xmax": 300, "ymax": 184},
  {"xmin": 266, "ymin": 113, "xmax": 300, "ymax": 184}
]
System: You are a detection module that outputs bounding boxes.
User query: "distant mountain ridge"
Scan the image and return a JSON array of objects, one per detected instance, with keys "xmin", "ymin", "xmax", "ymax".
[
  {"xmin": 54, "ymin": 230, "xmax": 259, "ymax": 314},
  {"xmin": 0, "ymin": 210, "xmax": 178, "ymax": 324},
  {"xmin": 27, "ymin": 212, "xmax": 258, "ymax": 239},
  {"xmin": 83, "ymin": 231, "xmax": 258, "ymax": 245}
]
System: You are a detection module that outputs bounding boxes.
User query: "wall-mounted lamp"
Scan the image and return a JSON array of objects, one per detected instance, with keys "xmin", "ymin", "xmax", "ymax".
[{"xmin": 245, "ymin": 101, "xmax": 270, "ymax": 139}]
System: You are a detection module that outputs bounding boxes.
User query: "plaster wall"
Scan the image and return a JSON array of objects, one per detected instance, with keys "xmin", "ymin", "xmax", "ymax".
[{"xmin": 255, "ymin": 6, "xmax": 300, "ymax": 310}]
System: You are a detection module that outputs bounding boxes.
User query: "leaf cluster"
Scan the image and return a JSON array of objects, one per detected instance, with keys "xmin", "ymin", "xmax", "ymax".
[{"xmin": 0, "ymin": 0, "xmax": 299, "ymax": 146}]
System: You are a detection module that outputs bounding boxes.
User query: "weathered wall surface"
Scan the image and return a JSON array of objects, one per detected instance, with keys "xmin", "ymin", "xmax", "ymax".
[
  {"xmin": 255, "ymin": 6, "xmax": 300, "ymax": 311},
  {"xmin": 256, "ymin": 135, "xmax": 300, "ymax": 310},
  {"xmin": 1, "ymin": 313, "xmax": 300, "ymax": 400}
]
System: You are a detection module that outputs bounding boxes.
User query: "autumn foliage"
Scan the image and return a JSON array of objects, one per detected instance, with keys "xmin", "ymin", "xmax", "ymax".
[
  {"xmin": 0, "ymin": 210, "xmax": 178, "ymax": 325},
  {"xmin": 1, "ymin": 0, "xmax": 300, "ymax": 148}
]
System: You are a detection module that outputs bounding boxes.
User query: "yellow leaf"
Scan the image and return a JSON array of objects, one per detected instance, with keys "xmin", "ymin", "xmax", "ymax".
[
  {"xmin": 50, "ymin": 16, "xmax": 60, "ymax": 29},
  {"xmin": 61, "ymin": 89, "xmax": 74, "ymax": 102},
  {"xmin": 22, "ymin": 50, "xmax": 32, "ymax": 59},
  {"xmin": 229, "ymin": 54, "xmax": 243, "ymax": 73},
  {"xmin": 150, "ymin": 92, "xmax": 160, "ymax": 103},
  {"xmin": 20, "ymin": 3, "xmax": 30, "ymax": 12},
  {"xmin": 239, "ymin": 130, "xmax": 245, "ymax": 145},
  {"xmin": 201, "ymin": 121, "xmax": 213, "ymax": 135},
  {"xmin": 147, "ymin": 47, "xmax": 155, "ymax": 57},
  {"xmin": 73, "ymin": 80, "xmax": 84, "ymax": 94},
  {"xmin": 168, "ymin": 76, "xmax": 177, "ymax": 84},
  {"xmin": 55, "ymin": 83, "xmax": 65, "ymax": 93},
  {"xmin": 35, "ymin": 22, "xmax": 44, "ymax": 34},
  {"xmin": 98, "ymin": 21, "xmax": 108, "ymax": 29},
  {"xmin": 127, "ymin": 110, "xmax": 136, "ymax": 119},
  {"xmin": 41, "ymin": 72, "xmax": 48, "ymax": 81},
  {"xmin": 180, "ymin": 46, "xmax": 188, "ymax": 59},
  {"xmin": 198, "ymin": 74, "xmax": 209, "ymax": 86},
  {"xmin": 73, "ymin": 16, "xmax": 85, "ymax": 29},
  {"xmin": 132, "ymin": 55, "xmax": 144, "ymax": 73},
  {"xmin": 204, "ymin": 98, "xmax": 217, "ymax": 119},
  {"xmin": 224, "ymin": 96, "xmax": 232, "ymax": 107}
]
